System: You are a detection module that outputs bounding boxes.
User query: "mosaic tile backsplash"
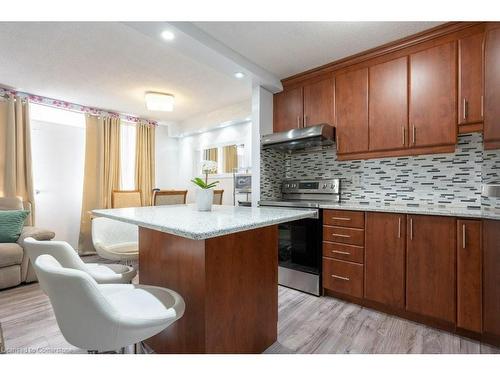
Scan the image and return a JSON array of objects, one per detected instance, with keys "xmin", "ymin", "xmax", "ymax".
[{"xmin": 261, "ymin": 133, "xmax": 500, "ymax": 215}]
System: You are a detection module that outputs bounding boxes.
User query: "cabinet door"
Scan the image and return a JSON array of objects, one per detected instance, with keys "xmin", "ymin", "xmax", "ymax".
[
  {"xmin": 409, "ymin": 42, "xmax": 457, "ymax": 147},
  {"xmin": 369, "ymin": 57, "xmax": 408, "ymax": 151},
  {"xmin": 484, "ymin": 27, "xmax": 500, "ymax": 147},
  {"xmin": 406, "ymin": 215, "xmax": 456, "ymax": 323},
  {"xmin": 273, "ymin": 87, "xmax": 303, "ymax": 133},
  {"xmin": 458, "ymin": 33, "xmax": 484, "ymax": 125},
  {"xmin": 483, "ymin": 220, "xmax": 500, "ymax": 338},
  {"xmin": 457, "ymin": 220, "xmax": 482, "ymax": 333},
  {"xmin": 335, "ymin": 68, "xmax": 368, "ymax": 154},
  {"xmin": 365, "ymin": 212, "xmax": 406, "ymax": 309},
  {"xmin": 303, "ymin": 77, "xmax": 334, "ymax": 127}
]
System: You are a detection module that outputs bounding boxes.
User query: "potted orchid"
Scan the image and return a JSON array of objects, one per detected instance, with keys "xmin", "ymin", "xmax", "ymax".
[{"xmin": 191, "ymin": 160, "xmax": 219, "ymax": 211}]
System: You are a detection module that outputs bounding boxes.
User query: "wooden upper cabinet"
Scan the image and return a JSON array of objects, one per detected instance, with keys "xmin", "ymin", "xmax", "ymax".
[
  {"xmin": 273, "ymin": 86, "xmax": 303, "ymax": 133},
  {"xmin": 335, "ymin": 68, "xmax": 369, "ymax": 154},
  {"xmin": 457, "ymin": 219, "xmax": 482, "ymax": 333},
  {"xmin": 458, "ymin": 33, "xmax": 484, "ymax": 126},
  {"xmin": 364, "ymin": 212, "xmax": 406, "ymax": 309},
  {"xmin": 409, "ymin": 42, "xmax": 457, "ymax": 148},
  {"xmin": 303, "ymin": 77, "xmax": 334, "ymax": 127},
  {"xmin": 406, "ymin": 215, "xmax": 456, "ymax": 323},
  {"xmin": 484, "ymin": 26, "xmax": 500, "ymax": 148},
  {"xmin": 369, "ymin": 57, "xmax": 408, "ymax": 152}
]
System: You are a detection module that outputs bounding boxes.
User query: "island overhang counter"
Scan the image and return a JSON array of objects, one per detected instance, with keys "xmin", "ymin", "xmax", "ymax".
[{"xmin": 92, "ymin": 204, "xmax": 316, "ymax": 354}]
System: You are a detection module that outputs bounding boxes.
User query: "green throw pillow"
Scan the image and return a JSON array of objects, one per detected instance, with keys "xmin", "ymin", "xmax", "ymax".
[{"xmin": 0, "ymin": 210, "xmax": 29, "ymax": 243}]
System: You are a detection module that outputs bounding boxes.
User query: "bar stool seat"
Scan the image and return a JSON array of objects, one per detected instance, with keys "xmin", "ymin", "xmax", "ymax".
[{"xmin": 24, "ymin": 238, "xmax": 136, "ymax": 284}]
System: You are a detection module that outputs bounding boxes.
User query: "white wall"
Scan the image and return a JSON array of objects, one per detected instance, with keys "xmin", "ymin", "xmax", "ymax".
[
  {"xmin": 155, "ymin": 124, "xmax": 179, "ymax": 189},
  {"xmin": 173, "ymin": 100, "xmax": 251, "ymax": 137},
  {"xmin": 169, "ymin": 121, "xmax": 252, "ymax": 204},
  {"xmin": 251, "ymin": 86, "xmax": 274, "ymax": 206}
]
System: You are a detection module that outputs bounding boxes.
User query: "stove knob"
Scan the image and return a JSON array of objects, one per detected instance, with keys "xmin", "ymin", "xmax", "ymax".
[{"xmin": 322, "ymin": 183, "xmax": 327, "ymax": 189}]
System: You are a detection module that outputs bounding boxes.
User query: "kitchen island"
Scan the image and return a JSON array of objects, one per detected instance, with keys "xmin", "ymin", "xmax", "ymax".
[{"xmin": 92, "ymin": 204, "xmax": 315, "ymax": 354}]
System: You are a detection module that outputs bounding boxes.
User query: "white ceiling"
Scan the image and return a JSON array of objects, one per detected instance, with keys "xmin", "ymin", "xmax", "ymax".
[
  {"xmin": 0, "ymin": 22, "xmax": 251, "ymax": 124},
  {"xmin": 194, "ymin": 22, "xmax": 444, "ymax": 78},
  {"xmin": 0, "ymin": 22, "xmax": 444, "ymax": 129}
]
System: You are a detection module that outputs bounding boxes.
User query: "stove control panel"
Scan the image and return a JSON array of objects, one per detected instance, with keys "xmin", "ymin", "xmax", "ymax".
[{"xmin": 281, "ymin": 178, "xmax": 340, "ymax": 194}]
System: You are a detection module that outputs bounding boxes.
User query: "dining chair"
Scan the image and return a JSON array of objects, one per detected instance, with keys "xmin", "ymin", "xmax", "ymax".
[
  {"xmin": 112, "ymin": 190, "xmax": 142, "ymax": 208},
  {"xmin": 33, "ymin": 254, "xmax": 185, "ymax": 353},
  {"xmin": 213, "ymin": 189, "xmax": 224, "ymax": 205},
  {"xmin": 152, "ymin": 190, "xmax": 188, "ymax": 206}
]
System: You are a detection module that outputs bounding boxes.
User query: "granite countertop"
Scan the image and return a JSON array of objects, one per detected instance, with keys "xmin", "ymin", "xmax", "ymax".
[
  {"xmin": 319, "ymin": 202, "xmax": 500, "ymax": 220},
  {"xmin": 92, "ymin": 204, "xmax": 316, "ymax": 240}
]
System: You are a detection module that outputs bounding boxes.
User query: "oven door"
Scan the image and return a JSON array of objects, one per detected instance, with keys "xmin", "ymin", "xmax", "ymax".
[{"xmin": 278, "ymin": 213, "xmax": 322, "ymax": 295}]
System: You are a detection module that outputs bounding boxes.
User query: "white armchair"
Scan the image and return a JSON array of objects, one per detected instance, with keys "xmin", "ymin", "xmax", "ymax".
[
  {"xmin": 33, "ymin": 254, "xmax": 185, "ymax": 353},
  {"xmin": 92, "ymin": 217, "xmax": 139, "ymax": 262}
]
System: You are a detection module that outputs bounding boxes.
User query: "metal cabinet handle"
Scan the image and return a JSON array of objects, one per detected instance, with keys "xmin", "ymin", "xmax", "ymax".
[
  {"xmin": 332, "ymin": 233, "xmax": 351, "ymax": 238},
  {"xmin": 332, "ymin": 250, "xmax": 351, "ymax": 255},
  {"xmin": 297, "ymin": 116, "xmax": 301, "ymax": 128},
  {"xmin": 412, "ymin": 125, "xmax": 416, "ymax": 145},
  {"xmin": 463, "ymin": 97, "xmax": 468, "ymax": 120},
  {"xmin": 398, "ymin": 217, "xmax": 402, "ymax": 239},
  {"xmin": 462, "ymin": 224, "xmax": 466, "ymax": 249},
  {"xmin": 402, "ymin": 126, "xmax": 406, "ymax": 146},
  {"xmin": 332, "ymin": 217, "xmax": 351, "ymax": 221},
  {"xmin": 304, "ymin": 115, "xmax": 307, "ymax": 127},
  {"xmin": 410, "ymin": 218, "xmax": 413, "ymax": 240},
  {"xmin": 481, "ymin": 95, "xmax": 484, "ymax": 119},
  {"xmin": 331, "ymin": 274, "xmax": 350, "ymax": 281}
]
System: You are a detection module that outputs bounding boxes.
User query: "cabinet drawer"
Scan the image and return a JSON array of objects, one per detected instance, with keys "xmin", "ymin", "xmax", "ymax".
[
  {"xmin": 323, "ymin": 226, "xmax": 364, "ymax": 246},
  {"xmin": 323, "ymin": 242, "xmax": 364, "ymax": 264},
  {"xmin": 323, "ymin": 210, "xmax": 365, "ymax": 228},
  {"xmin": 323, "ymin": 258, "xmax": 364, "ymax": 298}
]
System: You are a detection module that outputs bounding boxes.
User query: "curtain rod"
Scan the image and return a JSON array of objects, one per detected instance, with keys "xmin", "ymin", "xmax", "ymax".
[{"xmin": 0, "ymin": 86, "xmax": 159, "ymax": 126}]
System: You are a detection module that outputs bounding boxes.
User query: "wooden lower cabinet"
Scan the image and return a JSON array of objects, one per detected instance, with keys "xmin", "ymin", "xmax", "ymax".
[
  {"xmin": 483, "ymin": 220, "xmax": 500, "ymax": 340},
  {"xmin": 364, "ymin": 212, "xmax": 406, "ymax": 310},
  {"xmin": 457, "ymin": 220, "xmax": 482, "ymax": 333},
  {"xmin": 406, "ymin": 215, "xmax": 456, "ymax": 323},
  {"xmin": 322, "ymin": 210, "xmax": 500, "ymax": 346},
  {"xmin": 323, "ymin": 258, "xmax": 363, "ymax": 298}
]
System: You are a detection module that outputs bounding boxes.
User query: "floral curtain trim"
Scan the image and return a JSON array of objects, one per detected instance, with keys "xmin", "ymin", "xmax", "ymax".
[{"xmin": 0, "ymin": 86, "xmax": 158, "ymax": 126}]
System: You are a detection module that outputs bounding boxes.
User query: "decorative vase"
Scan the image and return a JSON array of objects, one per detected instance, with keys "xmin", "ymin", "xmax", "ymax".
[{"xmin": 196, "ymin": 188, "xmax": 214, "ymax": 211}]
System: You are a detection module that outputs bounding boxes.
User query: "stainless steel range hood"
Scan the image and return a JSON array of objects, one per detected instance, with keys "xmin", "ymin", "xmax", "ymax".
[{"xmin": 261, "ymin": 124, "xmax": 335, "ymax": 152}]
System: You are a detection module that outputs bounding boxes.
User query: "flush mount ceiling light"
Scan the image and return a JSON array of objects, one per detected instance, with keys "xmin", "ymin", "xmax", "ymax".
[
  {"xmin": 161, "ymin": 30, "xmax": 175, "ymax": 41},
  {"xmin": 234, "ymin": 72, "xmax": 245, "ymax": 79},
  {"xmin": 145, "ymin": 92, "xmax": 175, "ymax": 112}
]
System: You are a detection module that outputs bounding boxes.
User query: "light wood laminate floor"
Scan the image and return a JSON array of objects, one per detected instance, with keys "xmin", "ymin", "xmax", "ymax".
[{"xmin": 0, "ymin": 280, "xmax": 498, "ymax": 354}]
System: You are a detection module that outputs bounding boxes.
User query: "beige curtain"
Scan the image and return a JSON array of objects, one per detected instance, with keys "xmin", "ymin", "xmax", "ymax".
[
  {"xmin": 135, "ymin": 122, "xmax": 155, "ymax": 206},
  {"xmin": 78, "ymin": 115, "xmax": 120, "ymax": 254},
  {"xmin": 0, "ymin": 95, "xmax": 35, "ymax": 225},
  {"xmin": 223, "ymin": 145, "xmax": 238, "ymax": 173}
]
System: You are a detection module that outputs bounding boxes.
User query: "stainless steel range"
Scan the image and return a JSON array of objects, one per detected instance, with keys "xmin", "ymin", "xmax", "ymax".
[{"xmin": 259, "ymin": 178, "xmax": 340, "ymax": 295}]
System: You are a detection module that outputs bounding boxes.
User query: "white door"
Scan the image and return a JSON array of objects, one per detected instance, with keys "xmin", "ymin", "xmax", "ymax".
[{"xmin": 30, "ymin": 105, "xmax": 85, "ymax": 249}]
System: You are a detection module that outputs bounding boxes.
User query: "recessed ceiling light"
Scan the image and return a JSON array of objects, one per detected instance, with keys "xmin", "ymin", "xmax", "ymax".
[
  {"xmin": 234, "ymin": 72, "xmax": 245, "ymax": 79},
  {"xmin": 145, "ymin": 92, "xmax": 175, "ymax": 112},
  {"xmin": 161, "ymin": 30, "xmax": 175, "ymax": 41}
]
